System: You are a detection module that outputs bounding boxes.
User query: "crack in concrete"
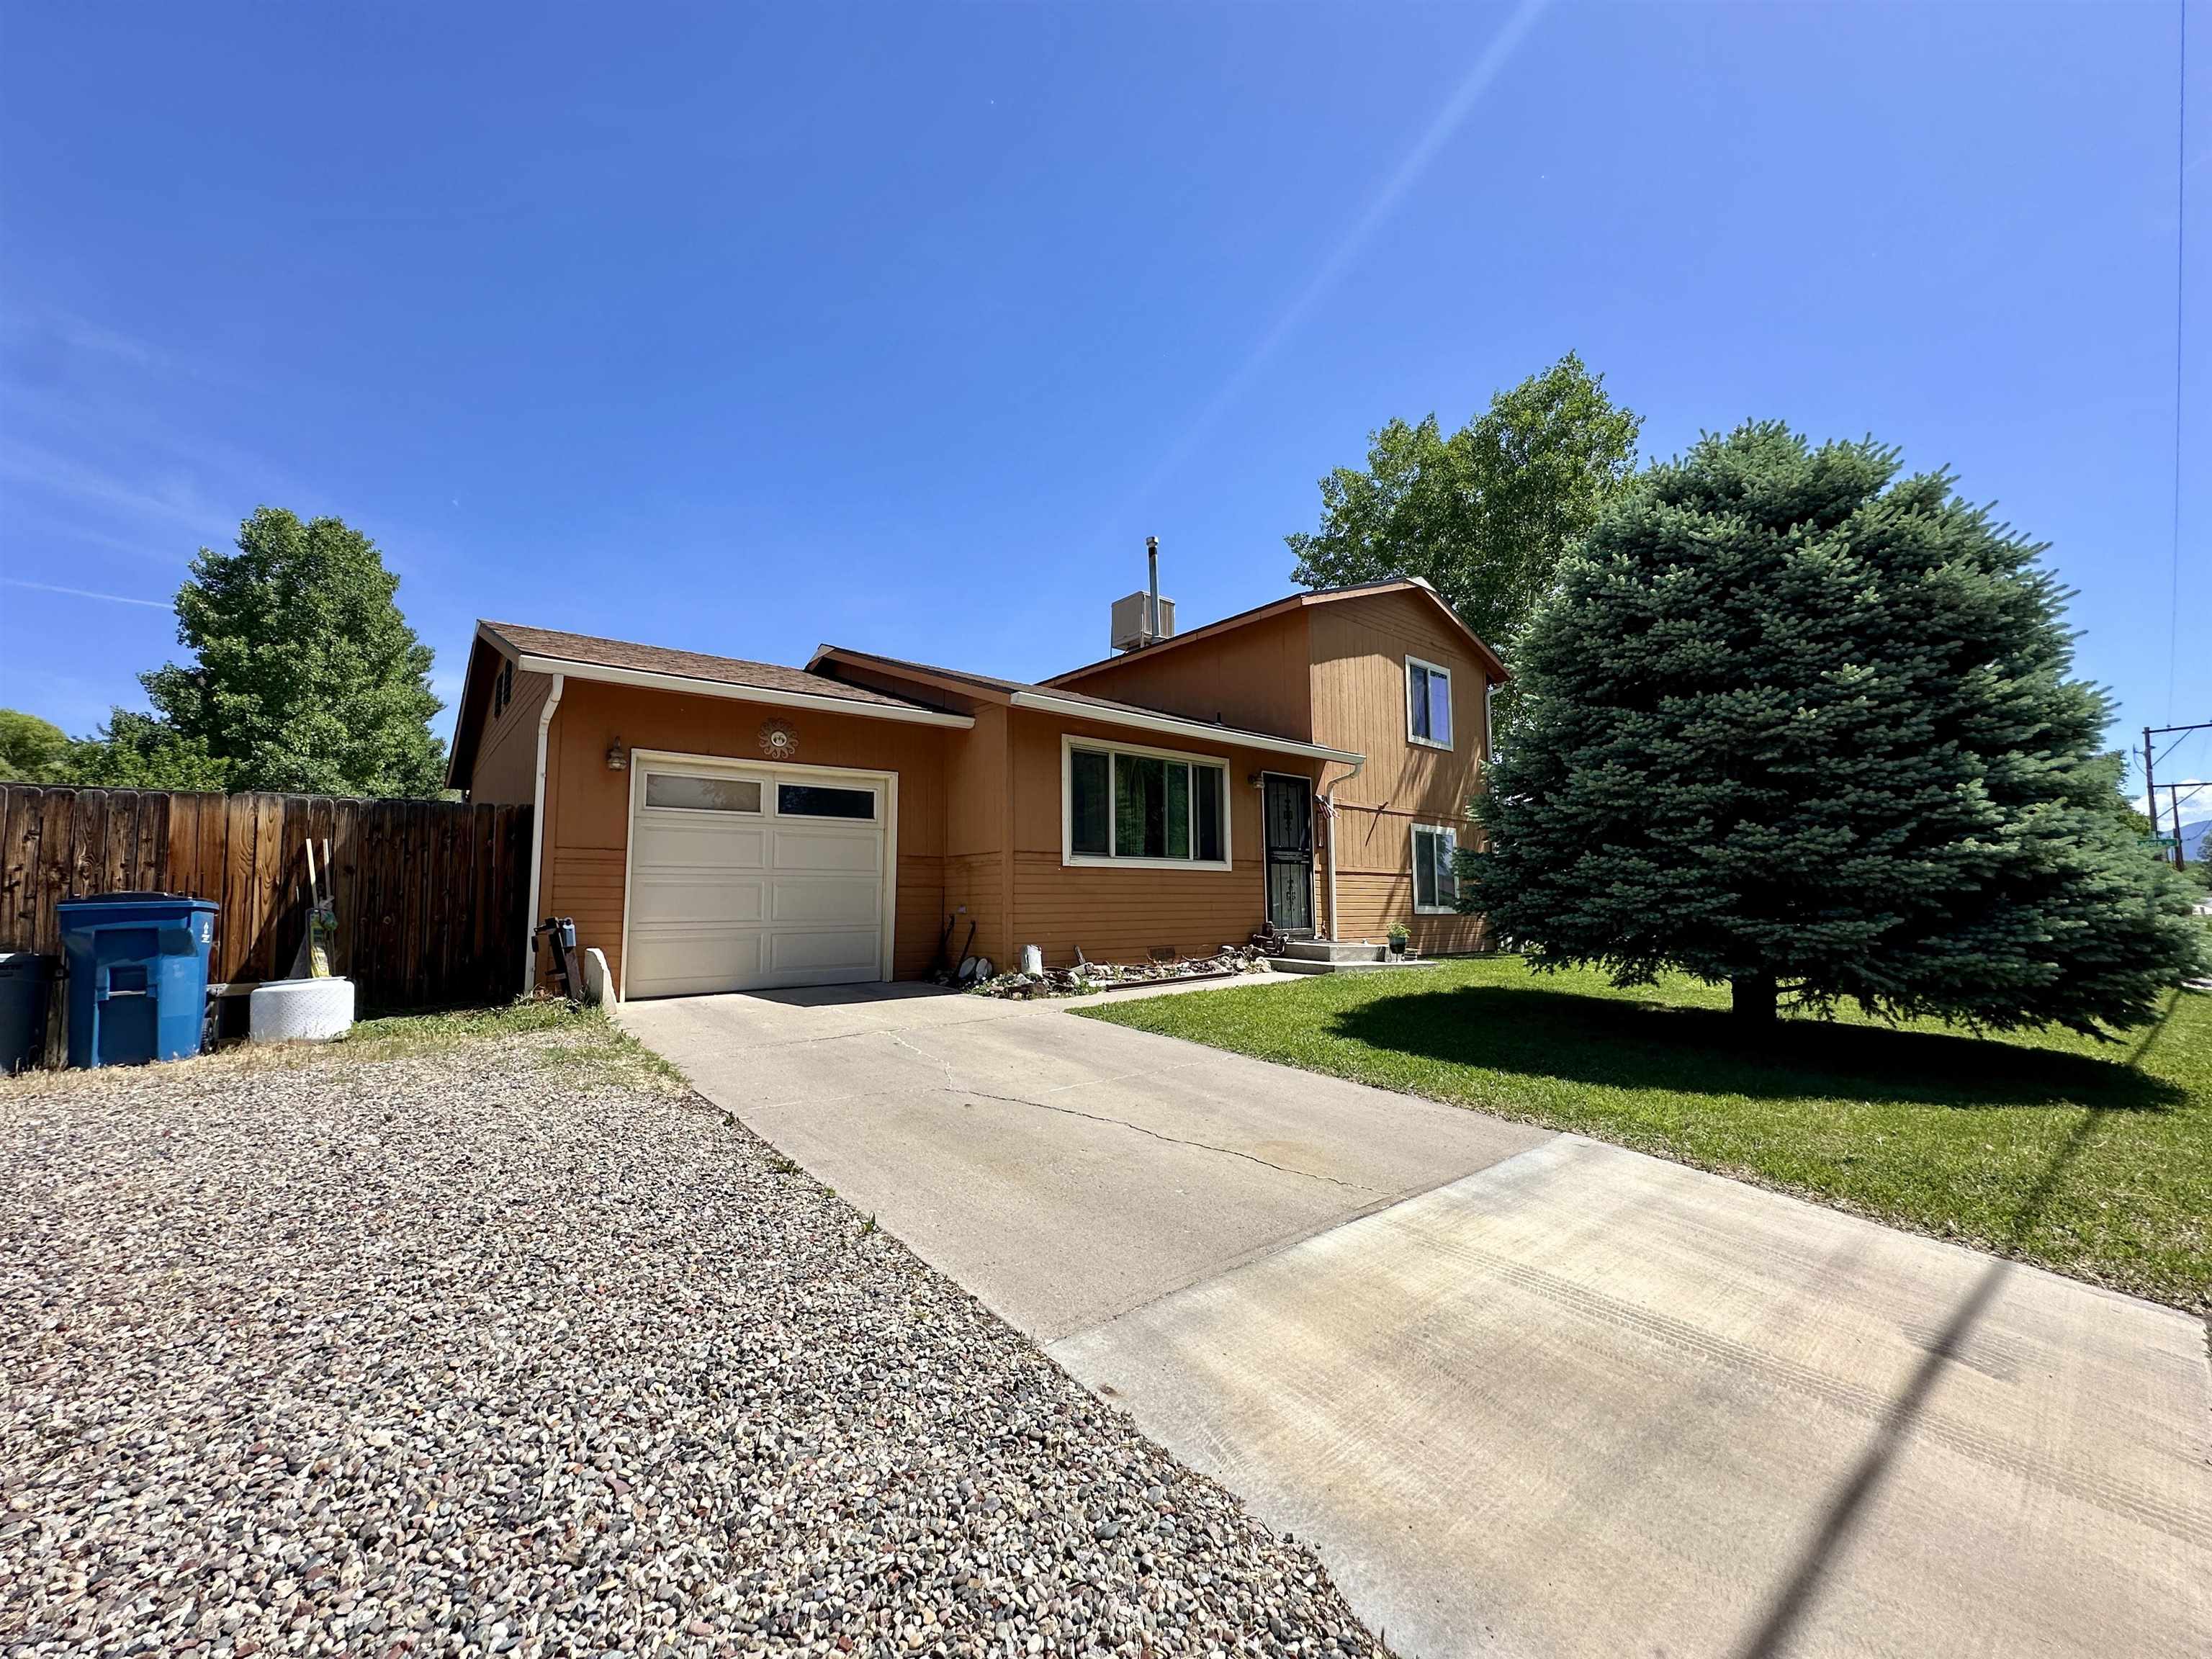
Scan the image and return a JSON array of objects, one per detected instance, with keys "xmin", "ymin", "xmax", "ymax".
[
  {"xmin": 956, "ymin": 1087, "xmax": 1382, "ymax": 1193},
  {"xmin": 670, "ymin": 1020, "xmax": 1380, "ymax": 1194},
  {"xmin": 880, "ymin": 1028, "xmax": 1377, "ymax": 1194}
]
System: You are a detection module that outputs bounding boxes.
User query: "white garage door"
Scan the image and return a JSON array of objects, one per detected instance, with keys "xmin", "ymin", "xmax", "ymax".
[{"xmin": 624, "ymin": 761, "xmax": 891, "ymax": 999}]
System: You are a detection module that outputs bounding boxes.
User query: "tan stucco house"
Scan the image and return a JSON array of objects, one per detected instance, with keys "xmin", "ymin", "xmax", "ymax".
[{"xmin": 446, "ymin": 577, "xmax": 1506, "ymax": 999}]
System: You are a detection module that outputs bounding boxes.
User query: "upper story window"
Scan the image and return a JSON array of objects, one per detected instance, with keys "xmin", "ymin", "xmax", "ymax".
[
  {"xmin": 1064, "ymin": 737, "xmax": 1229, "ymax": 868},
  {"xmin": 1406, "ymin": 655, "xmax": 1452, "ymax": 750},
  {"xmin": 493, "ymin": 658, "xmax": 514, "ymax": 718}
]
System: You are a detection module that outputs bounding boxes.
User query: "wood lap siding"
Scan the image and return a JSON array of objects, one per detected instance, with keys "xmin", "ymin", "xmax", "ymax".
[
  {"xmin": 1004, "ymin": 709, "xmax": 1313, "ymax": 968},
  {"xmin": 1308, "ymin": 593, "xmax": 1491, "ymax": 820},
  {"xmin": 1046, "ymin": 611, "xmax": 1315, "ymax": 737},
  {"xmin": 0, "ymin": 787, "xmax": 532, "ymax": 1058},
  {"xmin": 939, "ymin": 851, "xmax": 1004, "ymax": 974},
  {"xmin": 1011, "ymin": 853, "xmax": 1274, "ymax": 966},
  {"xmin": 1329, "ymin": 867, "xmax": 1488, "ymax": 954},
  {"xmin": 551, "ymin": 848, "xmax": 627, "ymax": 986}
]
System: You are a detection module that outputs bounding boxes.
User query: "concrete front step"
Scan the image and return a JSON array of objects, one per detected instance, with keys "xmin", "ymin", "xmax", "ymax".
[
  {"xmin": 1282, "ymin": 939, "xmax": 1388, "ymax": 963},
  {"xmin": 1269, "ymin": 955, "xmax": 1434, "ymax": 975}
]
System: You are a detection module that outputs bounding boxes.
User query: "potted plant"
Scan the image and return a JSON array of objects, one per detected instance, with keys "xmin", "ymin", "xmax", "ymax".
[{"xmin": 1386, "ymin": 922, "xmax": 1411, "ymax": 960}]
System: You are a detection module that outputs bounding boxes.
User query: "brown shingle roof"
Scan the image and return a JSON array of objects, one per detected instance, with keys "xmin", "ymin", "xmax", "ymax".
[
  {"xmin": 814, "ymin": 645, "xmax": 1216, "ymax": 719},
  {"xmin": 811, "ymin": 645, "xmax": 1359, "ymax": 759},
  {"xmin": 1044, "ymin": 577, "xmax": 1509, "ymax": 685},
  {"xmin": 482, "ymin": 621, "xmax": 955, "ymax": 714}
]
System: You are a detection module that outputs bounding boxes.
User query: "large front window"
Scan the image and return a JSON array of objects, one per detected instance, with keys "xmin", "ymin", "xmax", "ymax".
[{"xmin": 1066, "ymin": 739, "xmax": 1228, "ymax": 866}]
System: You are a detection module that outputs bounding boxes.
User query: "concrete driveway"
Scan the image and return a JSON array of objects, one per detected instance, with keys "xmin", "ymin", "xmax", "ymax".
[{"xmin": 624, "ymin": 981, "xmax": 2212, "ymax": 1659}]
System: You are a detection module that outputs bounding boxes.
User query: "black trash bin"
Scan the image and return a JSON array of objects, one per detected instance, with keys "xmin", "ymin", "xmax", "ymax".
[{"xmin": 0, "ymin": 950, "xmax": 56, "ymax": 1074}]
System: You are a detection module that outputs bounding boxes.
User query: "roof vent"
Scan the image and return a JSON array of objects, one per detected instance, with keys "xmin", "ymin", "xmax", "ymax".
[{"xmin": 1110, "ymin": 535, "xmax": 1175, "ymax": 652}]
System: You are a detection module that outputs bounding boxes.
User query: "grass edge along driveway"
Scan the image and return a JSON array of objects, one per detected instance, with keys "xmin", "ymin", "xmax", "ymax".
[{"xmin": 1079, "ymin": 958, "xmax": 2211, "ymax": 1313}]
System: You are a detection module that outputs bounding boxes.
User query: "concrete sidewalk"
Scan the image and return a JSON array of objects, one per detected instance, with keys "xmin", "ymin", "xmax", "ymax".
[{"xmin": 623, "ymin": 981, "xmax": 2212, "ymax": 1659}]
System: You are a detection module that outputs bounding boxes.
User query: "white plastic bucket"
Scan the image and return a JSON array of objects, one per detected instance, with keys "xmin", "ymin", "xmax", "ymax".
[{"xmin": 249, "ymin": 977, "xmax": 356, "ymax": 1044}]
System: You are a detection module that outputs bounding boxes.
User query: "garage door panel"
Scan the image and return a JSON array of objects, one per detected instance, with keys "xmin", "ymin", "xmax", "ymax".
[
  {"xmin": 634, "ymin": 819, "xmax": 769, "ymax": 871},
  {"xmin": 625, "ymin": 927, "xmax": 764, "ymax": 998},
  {"xmin": 770, "ymin": 828, "xmax": 881, "ymax": 873},
  {"xmin": 631, "ymin": 873, "xmax": 764, "ymax": 927},
  {"xmin": 768, "ymin": 928, "xmax": 881, "ymax": 974},
  {"xmin": 770, "ymin": 878, "xmax": 882, "ymax": 925}
]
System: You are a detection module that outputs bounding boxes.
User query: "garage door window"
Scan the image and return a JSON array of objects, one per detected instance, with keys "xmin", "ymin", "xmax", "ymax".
[
  {"xmin": 646, "ymin": 773, "xmax": 763, "ymax": 813},
  {"xmin": 777, "ymin": 783, "xmax": 876, "ymax": 820}
]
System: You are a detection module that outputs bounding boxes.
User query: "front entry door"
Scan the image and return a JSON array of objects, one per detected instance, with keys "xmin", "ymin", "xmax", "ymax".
[{"xmin": 1263, "ymin": 773, "xmax": 1315, "ymax": 934}]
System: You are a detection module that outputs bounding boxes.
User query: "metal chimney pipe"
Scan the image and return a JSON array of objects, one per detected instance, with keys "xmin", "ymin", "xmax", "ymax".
[{"xmin": 1146, "ymin": 536, "xmax": 1161, "ymax": 644}]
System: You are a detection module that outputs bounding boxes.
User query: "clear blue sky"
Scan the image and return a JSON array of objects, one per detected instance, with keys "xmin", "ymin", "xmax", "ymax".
[{"xmin": 2, "ymin": 3, "xmax": 2204, "ymax": 809}]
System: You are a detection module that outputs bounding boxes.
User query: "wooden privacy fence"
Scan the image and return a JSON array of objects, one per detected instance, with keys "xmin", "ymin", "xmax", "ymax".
[{"xmin": 0, "ymin": 786, "xmax": 533, "ymax": 1022}]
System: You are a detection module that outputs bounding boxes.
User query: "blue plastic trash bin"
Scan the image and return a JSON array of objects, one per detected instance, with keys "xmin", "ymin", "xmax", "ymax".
[
  {"xmin": 57, "ymin": 893, "xmax": 218, "ymax": 1067},
  {"xmin": 0, "ymin": 951, "xmax": 55, "ymax": 1073}
]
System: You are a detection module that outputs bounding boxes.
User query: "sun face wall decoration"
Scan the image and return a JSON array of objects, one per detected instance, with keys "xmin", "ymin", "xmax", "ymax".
[{"xmin": 758, "ymin": 719, "xmax": 799, "ymax": 761}]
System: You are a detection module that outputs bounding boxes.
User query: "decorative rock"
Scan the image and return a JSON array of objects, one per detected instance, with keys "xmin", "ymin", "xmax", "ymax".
[{"xmin": 0, "ymin": 1025, "xmax": 1390, "ymax": 1658}]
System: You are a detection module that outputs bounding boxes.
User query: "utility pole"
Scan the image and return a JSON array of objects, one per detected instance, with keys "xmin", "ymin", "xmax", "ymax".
[
  {"xmin": 2160, "ymin": 781, "xmax": 2208, "ymax": 868},
  {"xmin": 2145, "ymin": 726, "xmax": 2159, "ymax": 847},
  {"xmin": 2143, "ymin": 721, "xmax": 2212, "ymax": 868}
]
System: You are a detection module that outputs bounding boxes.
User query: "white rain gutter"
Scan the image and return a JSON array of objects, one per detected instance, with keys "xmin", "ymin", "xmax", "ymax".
[
  {"xmin": 521, "ymin": 672, "xmax": 565, "ymax": 996},
  {"xmin": 1320, "ymin": 755, "xmax": 1365, "ymax": 941},
  {"xmin": 1007, "ymin": 691, "xmax": 1362, "ymax": 765}
]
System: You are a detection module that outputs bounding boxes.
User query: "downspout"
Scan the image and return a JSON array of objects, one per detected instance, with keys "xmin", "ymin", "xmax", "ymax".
[
  {"xmin": 1320, "ymin": 755, "xmax": 1364, "ymax": 941},
  {"xmin": 521, "ymin": 672, "xmax": 565, "ymax": 997}
]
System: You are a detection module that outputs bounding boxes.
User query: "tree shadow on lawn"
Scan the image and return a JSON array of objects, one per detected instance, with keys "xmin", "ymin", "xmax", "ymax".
[{"xmin": 1328, "ymin": 985, "xmax": 2185, "ymax": 1112}]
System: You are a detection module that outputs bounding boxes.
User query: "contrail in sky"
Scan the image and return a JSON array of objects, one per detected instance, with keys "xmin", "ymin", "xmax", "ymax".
[
  {"xmin": 1122, "ymin": 0, "xmax": 1554, "ymax": 519},
  {"xmin": 3, "ymin": 577, "xmax": 170, "ymax": 609}
]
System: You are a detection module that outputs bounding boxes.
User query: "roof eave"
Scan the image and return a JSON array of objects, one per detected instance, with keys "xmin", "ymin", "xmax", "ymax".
[
  {"xmin": 508, "ymin": 652, "xmax": 976, "ymax": 729},
  {"xmin": 1045, "ymin": 580, "xmax": 1511, "ymax": 686},
  {"xmin": 1007, "ymin": 691, "xmax": 1362, "ymax": 765},
  {"xmin": 444, "ymin": 623, "xmax": 511, "ymax": 792}
]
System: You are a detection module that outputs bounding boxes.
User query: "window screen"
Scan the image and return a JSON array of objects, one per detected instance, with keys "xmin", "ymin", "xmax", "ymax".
[
  {"xmin": 646, "ymin": 773, "xmax": 763, "ymax": 813},
  {"xmin": 1194, "ymin": 765, "xmax": 1225, "ymax": 862},
  {"xmin": 1070, "ymin": 750, "xmax": 1111, "ymax": 855},
  {"xmin": 1114, "ymin": 753, "xmax": 1168, "ymax": 858},
  {"xmin": 1409, "ymin": 660, "xmax": 1452, "ymax": 747},
  {"xmin": 777, "ymin": 783, "xmax": 876, "ymax": 819},
  {"xmin": 1413, "ymin": 824, "xmax": 1457, "ymax": 909}
]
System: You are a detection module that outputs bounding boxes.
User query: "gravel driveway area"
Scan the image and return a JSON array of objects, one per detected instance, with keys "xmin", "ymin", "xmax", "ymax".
[{"xmin": 1, "ymin": 1017, "xmax": 1388, "ymax": 1659}]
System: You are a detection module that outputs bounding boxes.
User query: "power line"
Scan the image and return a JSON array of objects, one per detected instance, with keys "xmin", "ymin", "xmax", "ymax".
[{"xmin": 2170, "ymin": 0, "xmax": 2188, "ymax": 716}]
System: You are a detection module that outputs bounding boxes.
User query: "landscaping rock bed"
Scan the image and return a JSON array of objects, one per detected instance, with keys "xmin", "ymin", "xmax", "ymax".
[
  {"xmin": 968, "ymin": 947, "xmax": 1274, "ymax": 1000},
  {"xmin": 0, "ymin": 1021, "xmax": 1390, "ymax": 1658}
]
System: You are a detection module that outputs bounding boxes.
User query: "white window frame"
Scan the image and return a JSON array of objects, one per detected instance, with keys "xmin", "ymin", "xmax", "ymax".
[
  {"xmin": 1411, "ymin": 822, "xmax": 1459, "ymax": 914},
  {"xmin": 1406, "ymin": 654, "xmax": 1454, "ymax": 751},
  {"xmin": 1061, "ymin": 733, "xmax": 1233, "ymax": 871}
]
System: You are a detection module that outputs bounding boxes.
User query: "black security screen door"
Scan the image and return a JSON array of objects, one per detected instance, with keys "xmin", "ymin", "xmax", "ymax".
[{"xmin": 1263, "ymin": 774, "xmax": 1314, "ymax": 932}]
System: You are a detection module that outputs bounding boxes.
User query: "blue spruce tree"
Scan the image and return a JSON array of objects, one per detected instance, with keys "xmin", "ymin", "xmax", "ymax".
[{"xmin": 1467, "ymin": 422, "xmax": 2204, "ymax": 1031}]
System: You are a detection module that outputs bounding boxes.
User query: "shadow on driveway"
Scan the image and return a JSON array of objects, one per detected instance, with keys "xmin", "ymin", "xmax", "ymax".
[{"xmin": 1724, "ymin": 1001, "xmax": 2184, "ymax": 1658}]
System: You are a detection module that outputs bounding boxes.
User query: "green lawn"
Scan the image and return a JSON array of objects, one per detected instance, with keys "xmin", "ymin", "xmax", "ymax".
[{"xmin": 1079, "ymin": 959, "xmax": 2212, "ymax": 1313}]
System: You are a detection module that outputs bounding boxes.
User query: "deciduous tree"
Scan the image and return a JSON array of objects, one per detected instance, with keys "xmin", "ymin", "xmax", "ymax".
[
  {"xmin": 1286, "ymin": 352, "xmax": 1640, "ymax": 743},
  {"xmin": 0, "ymin": 709, "xmax": 69, "ymax": 783},
  {"xmin": 71, "ymin": 507, "xmax": 447, "ymax": 796}
]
